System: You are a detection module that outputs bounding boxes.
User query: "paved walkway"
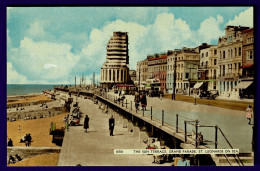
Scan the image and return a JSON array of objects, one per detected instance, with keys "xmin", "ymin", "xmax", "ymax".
[{"xmin": 58, "ymin": 97, "xmax": 170, "ymax": 166}]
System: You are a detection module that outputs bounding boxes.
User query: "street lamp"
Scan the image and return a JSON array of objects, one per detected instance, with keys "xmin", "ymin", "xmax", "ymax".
[
  {"xmin": 172, "ymin": 52, "xmax": 177, "ymax": 100},
  {"xmin": 139, "ymin": 65, "xmax": 141, "ymax": 95}
]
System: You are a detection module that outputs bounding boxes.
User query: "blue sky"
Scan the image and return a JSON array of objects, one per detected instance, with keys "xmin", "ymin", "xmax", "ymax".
[{"xmin": 7, "ymin": 7, "xmax": 253, "ymax": 84}]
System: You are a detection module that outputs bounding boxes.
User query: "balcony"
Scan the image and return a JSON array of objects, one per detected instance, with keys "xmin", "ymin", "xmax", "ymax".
[
  {"xmin": 218, "ymin": 73, "xmax": 241, "ymax": 79},
  {"xmin": 107, "ymin": 51, "xmax": 127, "ymax": 55},
  {"xmin": 198, "ymin": 65, "xmax": 209, "ymax": 70}
]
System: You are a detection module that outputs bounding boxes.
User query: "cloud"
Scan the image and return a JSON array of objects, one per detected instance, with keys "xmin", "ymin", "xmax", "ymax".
[
  {"xmin": 8, "ymin": 37, "xmax": 80, "ymax": 83},
  {"xmin": 26, "ymin": 21, "xmax": 54, "ymax": 41},
  {"xmin": 7, "ymin": 62, "xmax": 29, "ymax": 84},
  {"xmin": 226, "ymin": 7, "xmax": 253, "ymax": 27},
  {"xmin": 197, "ymin": 15, "xmax": 225, "ymax": 44},
  {"xmin": 43, "ymin": 63, "xmax": 57, "ymax": 69},
  {"xmin": 8, "ymin": 8, "xmax": 252, "ymax": 84}
]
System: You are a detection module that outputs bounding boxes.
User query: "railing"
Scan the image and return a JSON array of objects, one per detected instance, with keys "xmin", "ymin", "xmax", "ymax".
[
  {"xmin": 218, "ymin": 73, "xmax": 242, "ymax": 78},
  {"xmin": 182, "ymin": 119, "xmax": 244, "ymax": 166}
]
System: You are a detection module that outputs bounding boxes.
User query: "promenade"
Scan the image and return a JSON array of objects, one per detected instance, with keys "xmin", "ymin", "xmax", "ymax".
[
  {"xmin": 108, "ymin": 92, "xmax": 253, "ymax": 153},
  {"xmin": 58, "ymin": 96, "xmax": 171, "ymax": 166}
]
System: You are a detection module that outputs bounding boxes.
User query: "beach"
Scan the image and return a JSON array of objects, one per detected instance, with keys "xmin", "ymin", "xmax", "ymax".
[{"xmin": 7, "ymin": 92, "xmax": 67, "ymax": 166}]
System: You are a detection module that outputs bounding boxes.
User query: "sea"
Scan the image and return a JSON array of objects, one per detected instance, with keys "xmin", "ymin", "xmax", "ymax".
[{"xmin": 7, "ymin": 84, "xmax": 60, "ymax": 96}]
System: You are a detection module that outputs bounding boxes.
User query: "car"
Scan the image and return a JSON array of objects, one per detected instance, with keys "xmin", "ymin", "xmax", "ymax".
[
  {"xmin": 114, "ymin": 90, "xmax": 118, "ymax": 94},
  {"xmin": 199, "ymin": 90, "xmax": 217, "ymax": 100}
]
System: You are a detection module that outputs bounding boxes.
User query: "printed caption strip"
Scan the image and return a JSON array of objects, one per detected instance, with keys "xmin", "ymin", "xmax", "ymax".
[{"xmin": 114, "ymin": 149, "xmax": 239, "ymax": 155}]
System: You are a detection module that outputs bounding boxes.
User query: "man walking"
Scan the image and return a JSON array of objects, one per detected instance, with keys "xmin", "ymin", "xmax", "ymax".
[
  {"xmin": 109, "ymin": 115, "xmax": 115, "ymax": 136},
  {"xmin": 84, "ymin": 115, "xmax": 90, "ymax": 133}
]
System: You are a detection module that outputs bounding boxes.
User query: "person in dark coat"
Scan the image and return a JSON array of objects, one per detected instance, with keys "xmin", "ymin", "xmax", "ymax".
[
  {"xmin": 84, "ymin": 115, "xmax": 90, "ymax": 133},
  {"xmin": 109, "ymin": 115, "xmax": 115, "ymax": 136},
  {"xmin": 140, "ymin": 92, "xmax": 147, "ymax": 110},
  {"xmin": 134, "ymin": 92, "xmax": 140, "ymax": 111},
  {"xmin": 7, "ymin": 138, "xmax": 13, "ymax": 147}
]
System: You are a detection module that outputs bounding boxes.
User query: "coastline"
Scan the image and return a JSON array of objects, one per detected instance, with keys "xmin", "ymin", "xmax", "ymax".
[{"xmin": 7, "ymin": 93, "xmax": 44, "ymax": 98}]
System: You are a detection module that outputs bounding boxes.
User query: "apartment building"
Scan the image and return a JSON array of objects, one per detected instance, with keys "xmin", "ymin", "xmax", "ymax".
[
  {"xmin": 234, "ymin": 28, "xmax": 254, "ymax": 99},
  {"xmin": 147, "ymin": 53, "xmax": 167, "ymax": 92},
  {"xmin": 167, "ymin": 47, "xmax": 200, "ymax": 94},
  {"xmin": 100, "ymin": 32, "xmax": 130, "ymax": 88},
  {"xmin": 217, "ymin": 26, "xmax": 250, "ymax": 98},
  {"xmin": 198, "ymin": 45, "xmax": 219, "ymax": 90}
]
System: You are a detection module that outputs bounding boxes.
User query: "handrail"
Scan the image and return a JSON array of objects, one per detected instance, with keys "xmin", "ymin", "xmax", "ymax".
[
  {"xmin": 218, "ymin": 128, "xmax": 244, "ymax": 166},
  {"xmin": 218, "ymin": 143, "xmax": 232, "ymax": 166}
]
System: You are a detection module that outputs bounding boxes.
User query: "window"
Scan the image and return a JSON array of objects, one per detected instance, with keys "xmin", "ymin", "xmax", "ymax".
[
  {"xmin": 214, "ymin": 59, "xmax": 217, "ymax": 65},
  {"xmin": 206, "ymin": 52, "xmax": 208, "ymax": 57},
  {"xmin": 239, "ymin": 47, "xmax": 241, "ymax": 56},
  {"xmin": 231, "ymin": 49, "xmax": 233, "ymax": 58},
  {"xmin": 235, "ymin": 48, "xmax": 237, "ymax": 57},
  {"xmin": 247, "ymin": 50, "xmax": 253, "ymax": 60},
  {"xmin": 214, "ymin": 50, "xmax": 217, "ymax": 55},
  {"xmin": 201, "ymin": 53, "xmax": 204, "ymax": 58},
  {"xmin": 223, "ymin": 51, "xmax": 225, "ymax": 59},
  {"xmin": 185, "ymin": 73, "xmax": 189, "ymax": 79}
]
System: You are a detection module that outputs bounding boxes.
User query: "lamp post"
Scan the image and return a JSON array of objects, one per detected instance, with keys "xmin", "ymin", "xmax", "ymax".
[
  {"xmin": 172, "ymin": 52, "xmax": 177, "ymax": 100},
  {"xmin": 138, "ymin": 65, "xmax": 141, "ymax": 95}
]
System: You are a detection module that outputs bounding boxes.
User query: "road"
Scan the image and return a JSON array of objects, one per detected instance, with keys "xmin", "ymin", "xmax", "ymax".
[{"xmin": 108, "ymin": 92, "xmax": 253, "ymax": 153}]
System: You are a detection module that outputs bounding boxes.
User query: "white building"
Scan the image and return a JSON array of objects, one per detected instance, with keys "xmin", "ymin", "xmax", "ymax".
[
  {"xmin": 198, "ymin": 45, "xmax": 219, "ymax": 90},
  {"xmin": 100, "ymin": 32, "xmax": 130, "ymax": 88}
]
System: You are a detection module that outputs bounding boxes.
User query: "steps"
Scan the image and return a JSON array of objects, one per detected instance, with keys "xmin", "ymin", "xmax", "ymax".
[{"xmin": 212, "ymin": 153, "xmax": 254, "ymax": 166}]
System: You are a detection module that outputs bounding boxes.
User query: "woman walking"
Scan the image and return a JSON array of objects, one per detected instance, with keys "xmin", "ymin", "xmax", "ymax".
[
  {"xmin": 84, "ymin": 115, "xmax": 90, "ymax": 133},
  {"xmin": 246, "ymin": 104, "xmax": 253, "ymax": 125}
]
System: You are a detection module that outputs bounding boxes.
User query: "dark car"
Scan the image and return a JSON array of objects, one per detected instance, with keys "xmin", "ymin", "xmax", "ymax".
[
  {"xmin": 199, "ymin": 90, "xmax": 217, "ymax": 100},
  {"xmin": 114, "ymin": 90, "xmax": 118, "ymax": 94}
]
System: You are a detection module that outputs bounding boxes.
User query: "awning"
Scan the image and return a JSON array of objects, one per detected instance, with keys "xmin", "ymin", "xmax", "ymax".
[
  {"xmin": 234, "ymin": 81, "xmax": 253, "ymax": 89},
  {"xmin": 115, "ymin": 84, "xmax": 135, "ymax": 87},
  {"xmin": 241, "ymin": 64, "xmax": 253, "ymax": 69},
  {"xmin": 193, "ymin": 82, "xmax": 203, "ymax": 89}
]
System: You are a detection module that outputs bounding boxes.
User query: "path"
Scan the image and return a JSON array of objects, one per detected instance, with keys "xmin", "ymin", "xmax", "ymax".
[{"xmin": 58, "ymin": 97, "xmax": 170, "ymax": 166}]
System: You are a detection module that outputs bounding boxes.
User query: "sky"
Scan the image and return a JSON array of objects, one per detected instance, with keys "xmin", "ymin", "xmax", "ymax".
[{"xmin": 7, "ymin": 7, "xmax": 253, "ymax": 84}]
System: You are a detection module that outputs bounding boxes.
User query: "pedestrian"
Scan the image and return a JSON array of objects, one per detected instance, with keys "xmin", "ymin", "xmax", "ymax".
[
  {"xmin": 134, "ymin": 91, "xmax": 140, "ymax": 111},
  {"xmin": 7, "ymin": 138, "xmax": 13, "ymax": 147},
  {"xmin": 177, "ymin": 155, "xmax": 190, "ymax": 166},
  {"xmin": 15, "ymin": 154, "xmax": 22, "ymax": 161},
  {"xmin": 84, "ymin": 115, "xmax": 89, "ymax": 133},
  {"xmin": 109, "ymin": 115, "xmax": 115, "ymax": 136},
  {"xmin": 246, "ymin": 104, "xmax": 253, "ymax": 125},
  {"xmin": 140, "ymin": 92, "xmax": 147, "ymax": 111},
  {"xmin": 8, "ymin": 155, "xmax": 16, "ymax": 164},
  {"xmin": 18, "ymin": 125, "xmax": 20, "ymax": 132},
  {"xmin": 160, "ymin": 91, "xmax": 163, "ymax": 100}
]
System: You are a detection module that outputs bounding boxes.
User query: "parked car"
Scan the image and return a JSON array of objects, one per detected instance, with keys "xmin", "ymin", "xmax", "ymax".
[
  {"xmin": 199, "ymin": 90, "xmax": 217, "ymax": 100},
  {"xmin": 114, "ymin": 90, "xmax": 118, "ymax": 94}
]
